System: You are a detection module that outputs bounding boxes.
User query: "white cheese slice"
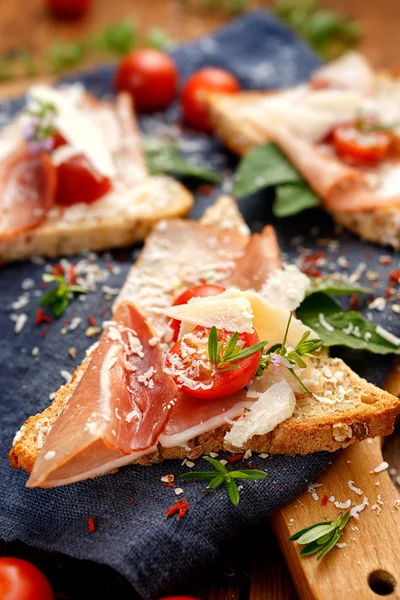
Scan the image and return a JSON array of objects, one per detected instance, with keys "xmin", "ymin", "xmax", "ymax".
[
  {"xmin": 164, "ymin": 288, "xmax": 313, "ymax": 346},
  {"xmin": 224, "ymin": 380, "xmax": 296, "ymax": 448},
  {"xmin": 27, "ymin": 84, "xmax": 116, "ymax": 178},
  {"xmin": 165, "ymin": 292, "xmax": 254, "ymax": 334},
  {"xmin": 260, "ymin": 264, "xmax": 310, "ymax": 311}
]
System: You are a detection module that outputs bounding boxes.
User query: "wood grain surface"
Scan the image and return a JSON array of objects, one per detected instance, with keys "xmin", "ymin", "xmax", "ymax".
[{"xmin": 1, "ymin": 1, "xmax": 400, "ymax": 599}]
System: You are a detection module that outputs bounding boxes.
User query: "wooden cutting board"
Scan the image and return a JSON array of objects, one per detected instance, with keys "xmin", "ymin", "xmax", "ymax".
[{"xmin": 269, "ymin": 368, "xmax": 400, "ymax": 600}]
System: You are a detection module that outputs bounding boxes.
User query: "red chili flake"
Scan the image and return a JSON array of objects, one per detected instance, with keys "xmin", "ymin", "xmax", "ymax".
[
  {"xmin": 52, "ymin": 263, "xmax": 64, "ymax": 277},
  {"xmin": 63, "ymin": 319, "xmax": 70, "ymax": 325},
  {"xmin": 389, "ymin": 270, "xmax": 400, "ymax": 285},
  {"xmin": 105, "ymin": 263, "xmax": 113, "ymax": 272},
  {"xmin": 197, "ymin": 184, "xmax": 214, "ymax": 196},
  {"xmin": 87, "ymin": 517, "xmax": 96, "ymax": 533},
  {"xmin": 380, "ymin": 256, "xmax": 392, "ymax": 265},
  {"xmin": 165, "ymin": 499, "xmax": 189, "ymax": 520},
  {"xmin": 246, "ymin": 463, "xmax": 257, "ymax": 469},
  {"xmin": 279, "ymin": 487, "xmax": 285, "ymax": 493},
  {"xmin": 100, "ymin": 306, "xmax": 107, "ymax": 316},
  {"xmin": 164, "ymin": 482, "xmax": 175, "ymax": 488},
  {"xmin": 128, "ymin": 499, "xmax": 135, "ymax": 504},
  {"xmin": 35, "ymin": 308, "xmax": 52, "ymax": 326},
  {"xmin": 350, "ymin": 295, "xmax": 358, "ymax": 310},
  {"xmin": 88, "ymin": 315, "xmax": 96, "ymax": 326},
  {"xmin": 385, "ymin": 287, "xmax": 394, "ymax": 298},
  {"xmin": 40, "ymin": 281, "xmax": 49, "ymax": 288},
  {"xmin": 321, "ymin": 494, "xmax": 328, "ymax": 506},
  {"xmin": 308, "ymin": 268, "xmax": 321, "ymax": 278},
  {"xmin": 303, "ymin": 251, "xmax": 325, "ymax": 265},
  {"xmin": 227, "ymin": 453, "xmax": 244, "ymax": 463},
  {"xmin": 67, "ymin": 265, "xmax": 76, "ymax": 285},
  {"xmin": 40, "ymin": 325, "xmax": 50, "ymax": 338}
]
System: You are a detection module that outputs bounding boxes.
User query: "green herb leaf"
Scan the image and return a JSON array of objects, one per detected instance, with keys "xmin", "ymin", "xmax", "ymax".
[
  {"xmin": 273, "ymin": 182, "xmax": 321, "ymax": 217},
  {"xmin": 297, "ymin": 292, "xmax": 400, "ymax": 354},
  {"xmin": 94, "ymin": 20, "xmax": 136, "ymax": 55},
  {"xmin": 208, "ymin": 474, "xmax": 226, "ymax": 489},
  {"xmin": 204, "ymin": 456, "xmax": 227, "ymax": 474},
  {"xmin": 299, "ymin": 541, "xmax": 323, "ymax": 556},
  {"xmin": 289, "ymin": 510, "xmax": 350, "ymax": 560},
  {"xmin": 48, "ymin": 42, "xmax": 85, "ymax": 74},
  {"xmin": 223, "ymin": 339, "xmax": 267, "ymax": 364},
  {"xmin": 233, "ymin": 143, "xmax": 300, "ymax": 199},
  {"xmin": 307, "ymin": 279, "xmax": 372, "ymax": 297},
  {"xmin": 288, "ymin": 520, "xmax": 328, "ymax": 541},
  {"xmin": 208, "ymin": 325, "xmax": 218, "ymax": 366},
  {"xmin": 146, "ymin": 27, "xmax": 174, "ymax": 51},
  {"xmin": 297, "ymin": 523, "xmax": 336, "ymax": 545},
  {"xmin": 144, "ymin": 137, "xmax": 220, "ymax": 183},
  {"xmin": 317, "ymin": 528, "xmax": 342, "ymax": 560},
  {"xmin": 40, "ymin": 275, "xmax": 87, "ymax": 317},
  {"xmin": 226, "ymin": 479, "xmax": 240, "ymax": 505},
  {"xmin": 229, "ymin": 470, "xmax": 268, "ymax": 480}
]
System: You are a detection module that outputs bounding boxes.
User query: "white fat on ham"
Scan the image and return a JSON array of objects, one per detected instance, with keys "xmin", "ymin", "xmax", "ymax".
[
  {"xmin": 165, "ymin": 288, "xmax": 312, "ymax": 346},
  {"xmin": 27, "ymin": 84, "xmax": 116, "ymax": 178},
  {"xmin": 260, "ymin": 264, "xmax": 310, "ymax": 311},
  {"xmin": 224, "ymin": 381, "xmax": 296, "ymax": 448}
]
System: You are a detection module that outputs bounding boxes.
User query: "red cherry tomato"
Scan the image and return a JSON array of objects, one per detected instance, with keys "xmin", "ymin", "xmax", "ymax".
[
  {"xmin": 169, "ymin": 285, "xmax": 226, "ymax": 341},
  {"xmin": 46, "ymin": 0, "xmax": 91, "ymax": 19},
  {"xmin": 332, "ymin": 122, "xmax": 391, "ymax": 165},
  {"xmin": 181, "ymin": 67, "xmax": 241, "ymax": 131},
  {"xmin": 0, "ymin": 557, "xmax": 54, "ymax": 600},
  {"xmin": 55, "ymin": 154, "xmax": 112, "ymax": 206},
  {"xmin": 115, "ymin": 49, "xmax": 178, "ymax": 113},
  {"xmin": 165, "ymin": 325, "xmax": 261, "ymax": 400}
]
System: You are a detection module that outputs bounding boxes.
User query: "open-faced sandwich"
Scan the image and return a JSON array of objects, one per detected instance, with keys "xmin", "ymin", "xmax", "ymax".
[
  {"xmin": 208, "ymin": 52, "xmax": 400, "ymax": 249},
  {"xmin": 9, "ymin": 196, "xmax": 400, "ymax": 488},
  {"xmin": 0, "ymin": 84, "xmax": 192, "ymax": 263}
]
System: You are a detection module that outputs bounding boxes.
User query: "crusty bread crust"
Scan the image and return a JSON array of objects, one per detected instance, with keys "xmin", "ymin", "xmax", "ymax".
[
  {"xmin": 207, "ymin": 91, "xmax": 400, "ymax": 249},
  {"xmin": 0, "ymin": 176, "xmax": 193, "ymax": 263}
]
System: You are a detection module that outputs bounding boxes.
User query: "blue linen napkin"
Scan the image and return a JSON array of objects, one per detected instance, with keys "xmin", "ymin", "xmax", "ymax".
[{"xmin": 0, "ymin": 11, "xmax": 397, "ymax": 600}]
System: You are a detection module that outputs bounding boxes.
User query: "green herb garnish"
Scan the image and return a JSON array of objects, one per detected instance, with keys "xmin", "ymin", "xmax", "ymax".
[
  {"xmin": 180, "ymin": 456, "xmax": 267, "ymax": 505},
  {"xmin": 40, "ymin": 275, "xmax": 87, "ymax": 317},
  {"xmin": 144, "ymin": 136, "xmax": 220, "ymax": 183},
  {"xmin": 208, "ymin": 326, "xmax": 268, "ymax": 373},
  {"xmin": 145, "ymin": 27, "xmax": 175, "ymax": 51},
  {"xmin": 306, "ymin": 279, "xmax": 372, "ymax": 297},
  {"xmin": 288, "ymin": 510, "xmax": 350, "ymax": 560},
  {"xmin": 297, "ymin": 292, "xmax": 400, "ymax": 354},
  {"xmin": 232, "ymin": 143, "xmax": 321, "ymax": 217}
]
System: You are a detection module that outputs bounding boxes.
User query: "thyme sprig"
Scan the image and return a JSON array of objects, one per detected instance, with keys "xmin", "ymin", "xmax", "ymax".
[
  {"xmin": 40, "ymin": 274, "xmax": 87, "ymax": 317},
  {"xmin": 23, "ymin": 99, "xmax": 58, "ymax": 154},
  {"xmin": 208, "ymin": 326, "xmax": 267, "ymax": 373},
  {"xmin": 180, "ymin": 456, "xmax": 267, "ymax": 505},
  {"xmin": 288, "ymin": 510, "xmax": 351, "ymax": 560}
]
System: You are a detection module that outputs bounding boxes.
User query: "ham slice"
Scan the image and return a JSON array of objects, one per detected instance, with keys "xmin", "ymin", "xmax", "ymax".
[
  {"xmin": 27, "ymin": 301, "xmax": 176, "ymax": 488},
  {"xmin": 229, "ymin": 225, "xmax": 281, "ymax": 291},
  {"xmin": 0, "ymin": 146, "xmax": 56, "ymax": 238}
]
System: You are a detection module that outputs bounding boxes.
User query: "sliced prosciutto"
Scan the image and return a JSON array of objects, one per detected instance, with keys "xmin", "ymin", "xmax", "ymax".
[
  {"xmin": 0, "ymin": 146, "xmax": 56, "ymax": 238},
  {"xmin": 229, "ymin": 225, "xmax": 281, "ymax": 291},
  {"xmin": 27, "ymin": 301, "xmax": 176, "ymax": 488}
]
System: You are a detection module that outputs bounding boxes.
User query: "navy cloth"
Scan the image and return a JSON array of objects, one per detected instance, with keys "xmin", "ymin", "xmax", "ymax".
[{"xmin": 0, "ymin": 12, "xmax": 397, "ymax": 600}]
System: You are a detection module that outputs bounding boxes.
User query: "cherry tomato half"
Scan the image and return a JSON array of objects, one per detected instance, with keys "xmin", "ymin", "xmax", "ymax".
[
  {"xmin": 115, "ymin": 49, "xmax": 178, "ymax": 113},
  {"xmin": 46, "ymin": 0, "xmax": 91, "ymax": 19},
  {"xmin": 169, "ymin": 285, "xmax": 226, "ymax": 341},
  {"xmin": 332, "ymin": 122, "xmax": 391, "ymax": 165},
  {"xmin": 165, "ymin": 325, "xmax": 261, "ymax": 400},
  {"xmin": 0, "ymin": 557, "xmax": 54, "ymax": 600},
  {"xmin": 181, "ymin": 67, "xmax": 240, "ymax": 131},
  {"xmin": 55, "ymin": 154, "xmax": 112, "ymax": 206}
]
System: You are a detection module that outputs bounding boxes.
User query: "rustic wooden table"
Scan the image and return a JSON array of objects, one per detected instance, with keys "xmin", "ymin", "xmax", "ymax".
[{"xmin": 1, "ymin": 1, "xmax": 399, "ymax": 599}]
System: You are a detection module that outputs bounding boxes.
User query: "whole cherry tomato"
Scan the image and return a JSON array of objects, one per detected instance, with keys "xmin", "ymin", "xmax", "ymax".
[
  {"xmin": 165, "ymin": 325, "xmax": 262, "ymax": 400},
  {"xmin": 0, "ymin": 557, "xmax": 54, "ymax": 600},
  {"xmin": 46, "ymin": 0, "xmax": 92, "ymax": 19},
  {"xmin": 181, "ymin": 67, "xmax": 241, "ymax": 131},
  {"xmin": 115, "ymin": 49, "xmax": 178, "ymax": 113},
  {"xmin": 332, "ymin": 122, "xmax": 391, "ymax": 165},
  {"xmin": 169, "ymin": 285, "xmax": 225, "ymax": 341},
  {"xmin": 55, "ymin": 154, "xmax": 112, "ymax": 206}
]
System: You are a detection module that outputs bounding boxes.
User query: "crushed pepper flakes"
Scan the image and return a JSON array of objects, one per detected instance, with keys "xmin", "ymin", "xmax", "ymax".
[
  {"xmin": 165, "ymin": 499, "xmax": 189, "ymax": 520},
  {"xmin": 35, "ymin": 308, "xmax": 52, "ymax": 326},
  {"xmin": 88, "ymin": 517, "xmax": 96, "ymax": 533}
]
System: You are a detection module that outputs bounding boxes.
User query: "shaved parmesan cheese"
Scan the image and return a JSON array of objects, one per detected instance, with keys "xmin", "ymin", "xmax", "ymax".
[
  {"xmin": 165, "ymin": 288, "xmax": 312, "ymax": 348},
  {"xmin": 260, "ymin": 264, "xmax": 310, "ymax": 311},
  {"xmin": 28, "ymin": 85, "xmax": 116, "ymax": 178},
  {"xmin": 224, "ymin": 381, "xmax": 296, "ymax": 448},
  {"xmin": 165, "ymin": 292, "xmax": 254, "ymax": 334}
]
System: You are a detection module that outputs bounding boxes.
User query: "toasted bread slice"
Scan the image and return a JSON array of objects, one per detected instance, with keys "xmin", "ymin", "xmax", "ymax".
[
  {"xmin": 0, "ymin": 89, "xmax": 193, "ymax": 263},
  {"xmin": 9, "ymin": 195, "xmax": 400, "ymax": 477},
  {"xmin": 208, "ymin": 90, "xmax": 400, "ymax": 249}
]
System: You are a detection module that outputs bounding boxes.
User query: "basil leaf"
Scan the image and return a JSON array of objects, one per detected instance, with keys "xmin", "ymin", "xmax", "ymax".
[
  {"xmin": 233, "ymin": 143, "xmax": 300, "ymax": 199},
  {"xmin": 226, "ymin": 479, "xmax": 240, "ymax": 505},
  {"xmin": 307, "ymin": 279, "xmax": 372, "ymax": 297},
  {"xmin": 52, "ymin": 295, "xmax": 69, "ymax": 317},
  {"xmin": 297, "ymin": 292, "xmax": 400, "ymax": 354},
  {"xmin": 144, "ymin": 137, "xmax": 220, "ymax": 183},
  {"xmin": 273, "ymin": 182, "xmax": 321, "ymax": 217}
]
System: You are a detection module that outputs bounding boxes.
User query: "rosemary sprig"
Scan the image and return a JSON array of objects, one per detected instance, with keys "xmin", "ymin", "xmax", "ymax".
[
  {"xmin": 180, "ymin": 456, "xmax": 267, "ymax": 505},
  {"xmin": 40, "ymin": 274, "xmax": 87, "ymax": 317},
  {"xmin": 208, "ymin": 325, "xmax": 267, "ymax": 373},
  {"xmin": 288, "ymin": 510, "xmax": 351, "ymax": 560}
]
